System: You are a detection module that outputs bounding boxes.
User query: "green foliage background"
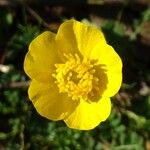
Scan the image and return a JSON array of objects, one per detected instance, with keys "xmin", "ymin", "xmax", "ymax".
[{"xmin": 0, "ymin": 1, "xmax": 150, "ymax": 149}]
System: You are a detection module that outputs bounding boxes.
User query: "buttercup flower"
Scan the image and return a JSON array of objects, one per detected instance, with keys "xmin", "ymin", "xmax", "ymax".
[{"xmin": 24, "ymin": 19, "xmax": 122, "ymax": 130}]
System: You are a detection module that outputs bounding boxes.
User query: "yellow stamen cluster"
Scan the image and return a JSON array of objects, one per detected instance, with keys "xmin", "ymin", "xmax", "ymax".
[{"xmin": 53, "ymin": 54, "xmax": 100, "ymax": 101}]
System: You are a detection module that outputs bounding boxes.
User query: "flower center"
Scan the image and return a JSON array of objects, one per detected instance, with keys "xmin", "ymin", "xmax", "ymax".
[{"xmin": 52, "ymin": 54, "xmax": 100, "ymax": 101}]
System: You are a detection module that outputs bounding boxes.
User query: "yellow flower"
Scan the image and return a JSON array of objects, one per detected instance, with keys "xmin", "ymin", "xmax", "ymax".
[{"xmin": 24, "ymin": 19, "xmax": 122, "ymax": 130}]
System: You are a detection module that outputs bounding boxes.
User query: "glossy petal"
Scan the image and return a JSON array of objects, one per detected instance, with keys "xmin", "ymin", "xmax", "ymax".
[
  {"xmin": 24, "ymin": 31, "xmax": 60, "ymax": 82},
  {"xmin": 72, "ymin": 20, "xmax": 106, "ymax": 57},
  {"xmin": 64, "ymin": 97, "xmax": 111, "ymax": 130},
  {"xmin": 56, "ymin": 20, "xmax": 79, "ymax": 61},
  {"xmin": 28, "ymin": 79, "xmax": 78, "ymax": 120},
  {"xmin": 90, "ymin": 44, "xmax": 122, "ymax": 97},
  {"xmin": 56, "ymin": 19, "xmax": 106, "ymax": 60}
]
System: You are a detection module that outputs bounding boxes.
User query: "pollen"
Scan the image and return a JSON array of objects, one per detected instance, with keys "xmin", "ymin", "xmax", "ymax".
[{"xmin": 52, "ymin": 54, "xmax": 100, "ymax": 101}]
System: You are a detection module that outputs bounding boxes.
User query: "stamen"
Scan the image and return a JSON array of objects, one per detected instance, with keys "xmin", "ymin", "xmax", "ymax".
[{"xmin": 53, "ymin": 53, "xmax": 100, "ymax": 101}]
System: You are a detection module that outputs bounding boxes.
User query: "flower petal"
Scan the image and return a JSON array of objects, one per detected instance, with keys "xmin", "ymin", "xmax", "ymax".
[
  {"xmin": 56, "ymin": 19, "xmax": 106, "ymax": 59},
  {"xmin": 56, "ymin": 20, "xmax": 79, "ymax": 60},
  {"xmin": 90, "ymin": 44, "xmax": 122, "ymax": 97},
  {"xmin": 28, "ymin": 79, "xmax": 78, "ymax": 121},
  {"xmin": 72, "ymin": 20, "xmax": 106, "ymax": 57},
  {"xmin": 64, "ymin": 97, "xmax": 111, "ymax": 130},
  {"xmin": 24, "ymin": 31, "xmax": 60, "ymax": 82}
]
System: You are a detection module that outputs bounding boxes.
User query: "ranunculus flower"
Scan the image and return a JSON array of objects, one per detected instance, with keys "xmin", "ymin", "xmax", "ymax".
[{"xmin": 24, "ymin": 19, "xmax": 122, "ymax": 130}]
